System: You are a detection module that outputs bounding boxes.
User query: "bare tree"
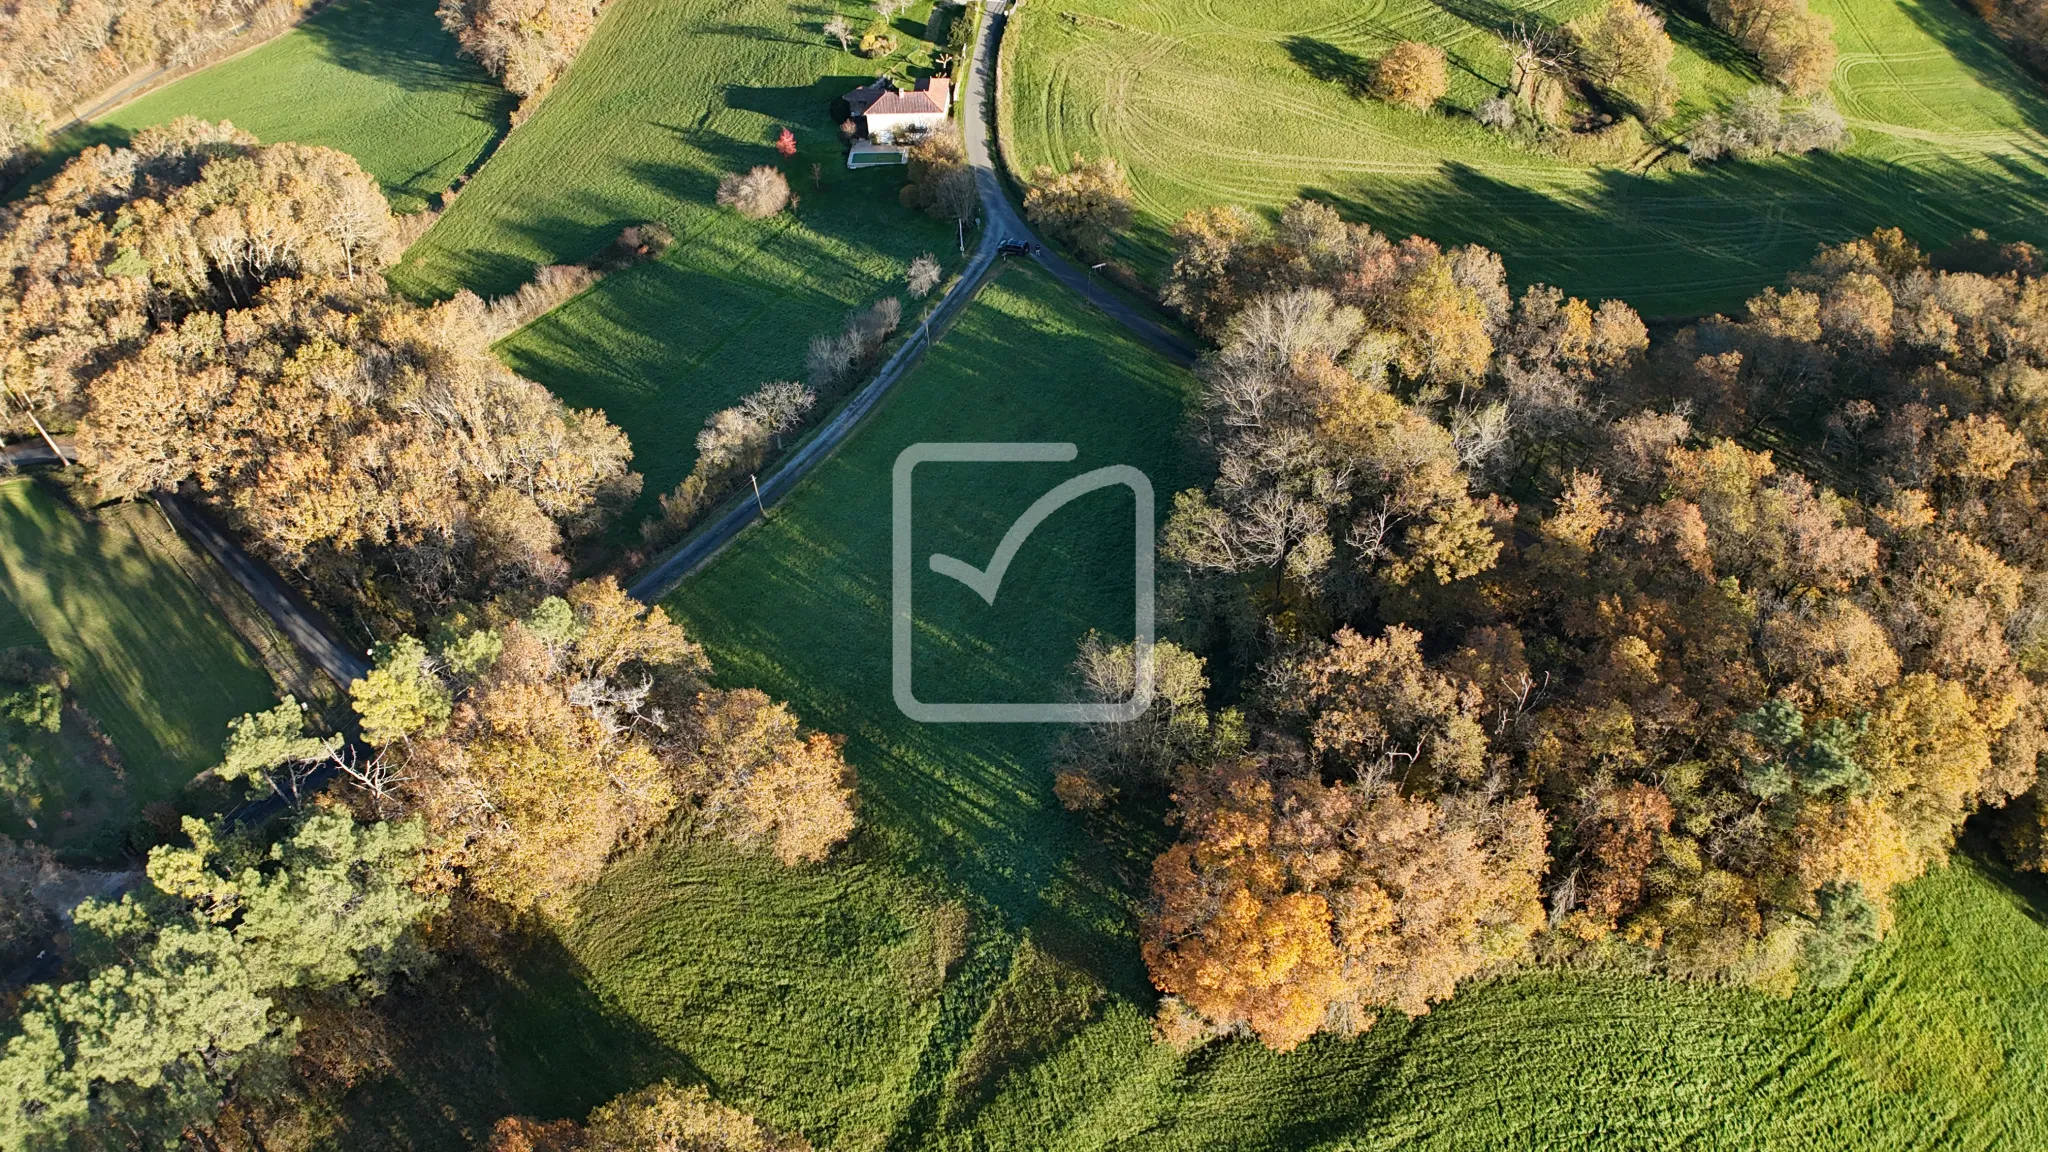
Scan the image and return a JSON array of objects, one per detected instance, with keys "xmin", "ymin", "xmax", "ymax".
[
  {"xmin": 907, "ymin": 253, "xmax": 942, "ymax": 298},
  {"xmin": 824, "ymin": 14, "xmax": 853, "ymax": 50}
]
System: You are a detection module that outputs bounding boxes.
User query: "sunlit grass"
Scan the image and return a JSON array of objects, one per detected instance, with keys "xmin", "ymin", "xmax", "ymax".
[{"xmin": 1002, "ymin": 0, "xmax": 2048, "ymax": 316}]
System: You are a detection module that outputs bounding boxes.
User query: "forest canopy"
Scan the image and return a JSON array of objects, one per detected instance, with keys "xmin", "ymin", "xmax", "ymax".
[
  {"xmin": 1102, "ymin": 201, "xmax": 2048, "ymax": 1049},
  {"xmin": 0, "ymin": 120, "xmax": 640, "ymax": 629}
]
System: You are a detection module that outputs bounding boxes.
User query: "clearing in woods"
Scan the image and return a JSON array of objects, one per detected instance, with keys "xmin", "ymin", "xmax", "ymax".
[
  {"xmin": 34, "ymin": 0, "xmax": 509, "ymax": 214},
  {"xmin": 330, "ymin": 266, "xmax": 2048, "ymax": 1150},
  {"xmin": 388, "ymin": 0, "xmax": 966, "ymax": 523},
  {"xmin": 1001, "ymin": 0, "xmax": 2048, "ymax": 316},
  {"xmin": 0, "ymin": 479, "xmax": 274, "ymax": 854}
]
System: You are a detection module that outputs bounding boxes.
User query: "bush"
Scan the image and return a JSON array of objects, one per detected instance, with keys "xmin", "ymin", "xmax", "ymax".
[
  {"xmin": 1476, "ymin": 96, "xmax": 1517, "ymax": 132},
  {"xmin": 1689, "ymin": 87, "xmax": 1847, "ymax": 162},
  {"xmin": 1372, "ymin": 41, "xmax": 1449, "ymax": 111},
  {"xmin": 860, "ymin": 21, "xmax": 898, "ymax": 57},
  {"xmin": 717, "ymin": 166, "xmax": 792, "ymax": 218}
]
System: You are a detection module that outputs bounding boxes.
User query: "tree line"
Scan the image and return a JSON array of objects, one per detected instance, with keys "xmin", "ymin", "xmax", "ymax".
[{"xmin": 1056, "ymin": 199, "xmax": 2048, "ymax": 1050}]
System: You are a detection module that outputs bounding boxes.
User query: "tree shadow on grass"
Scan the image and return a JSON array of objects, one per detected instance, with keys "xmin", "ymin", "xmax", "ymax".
[
  {"xmin": 337, "ymin": 935, "xmax": 699, "ymax": 1147},
  {"xmin": 1310, "ymin": 145, "xmax": 2048, "ymax": 317},
  {"xmin": 1285, "ymin": 36, "xmax": 1374, "ymax": 99},
  {"xmin": 1431, "ymin": 0, "xmax": 1554, "ymax": 38},
  {"xmin": 1661, "ymin": 0, "xmax": 1763, "ymax": 78},
  {"xmin": 1896, "ymin": 0, "xmax": 2048, "ymax": 139},
  {"xmin": 296, "ymin": 0, "xmax": 502, "ymax": 96}
]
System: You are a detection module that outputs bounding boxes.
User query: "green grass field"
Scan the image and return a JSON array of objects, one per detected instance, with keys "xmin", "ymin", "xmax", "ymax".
[
  {"xmin": 30, "ymin": 0, "xmax": 513, "ymax": 214},
  {"xmin": 390, "ymin": 0, "xmax": 965, "ymax": 520},
  {"xmin": 329, "ymin": 265, "xmax": 2048, "ymax": 1150},
  {"xmin": 0, "ymin": 479, "xmax": 275, "ymax": 853},
  {"xmin": 1002, "ymin": 0, "xmax": 2048, "ymax": 317}
]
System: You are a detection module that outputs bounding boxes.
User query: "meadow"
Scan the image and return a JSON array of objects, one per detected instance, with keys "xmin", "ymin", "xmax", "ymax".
[
  {"xmin": 331, "ymin": 266, "xmax": 2048, "ymax": 1150},
  {"xmin": 1000, "ymin": 0, "xmax": 2048, "ymax": 317},
  {"xmin": 391, "ymin": 0, "xmax": 963, "ymax": 520},
  {"xmin": 36, "ymin": 0, "xmax": 509, "ymax": 214},
  {"xmin": 0, "ymin": 480, "xmax": 275, "ymax": 854}
]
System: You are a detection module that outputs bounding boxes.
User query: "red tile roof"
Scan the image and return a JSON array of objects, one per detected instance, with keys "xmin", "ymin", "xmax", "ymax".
[{"xmin": 845, "ymin": 75, "xmax": 950, "ymax": 117}]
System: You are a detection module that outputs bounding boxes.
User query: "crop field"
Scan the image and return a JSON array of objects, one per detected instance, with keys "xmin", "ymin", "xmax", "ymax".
[
  {"xmin": 1001, "ymin": 0, "xmax": 2048, "ymax": 316},
  {"xmin": 391, "ymin": 0, "xmax": 963, "ymax": 517},
  {"xmin": 0, "ymin": 480, "xmax": 275, "ymax": 852},
  {"xmin": 333, "ymin": 266, "xmax": 2048, "ymax": 1150},
  {"xmin": 41, "ymin": 0, "xmax": 509, "ymax": 214}
]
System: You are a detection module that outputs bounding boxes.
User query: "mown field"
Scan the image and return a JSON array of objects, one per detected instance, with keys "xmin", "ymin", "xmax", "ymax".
[
  {"xmin": 334, "ymin": 266, "xmax": 2048, "ymax": 1150},
  {"xmin": 391, "ymin": 0, "xmax": 964, "ymax": 520},
  {"xmin": 37, "ymin": 0, "xmax": 508, "ymax": 214},
  {"xmin": 1001, "ymin": 0, "xmax": 2048, "ymax": 316},
  {"xmin": 0, "ymin": 480, "xmax": 275, "ymax": 853}
]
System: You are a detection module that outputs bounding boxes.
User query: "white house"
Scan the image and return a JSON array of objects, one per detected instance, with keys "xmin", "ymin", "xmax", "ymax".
[{"xmin": 844, "ymin": 75, "xmax": 951, "ymax": 143}]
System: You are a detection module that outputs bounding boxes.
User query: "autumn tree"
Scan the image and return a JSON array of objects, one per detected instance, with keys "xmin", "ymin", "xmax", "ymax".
[
  {"xmin": 1371, "ymin": 41, "xmax": 1449, "ymax": 111},
  {"xmin": 1708, "ymin": 0, "xmax": 1837, "ymax": 95},
  {"xmin": 438, "ymin": 0, "xmax": 612, "ymax": 116},
  {"xmin": 349, "ymin": 578, "xmax": 856, "ymax": 920},
  {"xmin": 1055, "ymin": 635, "xmax": 1229, "ymax": 808},
  {"xmin": 1023, "ymin": 154, "xmax": 1134, "ymax": 261},
  {"xmin": 1569, "ymin": 0, "xmax": 1679, "ymax": 121},
  {"xmin": 824, "ymin": 14, "xmax": 853, "ymax": 51},
  {"xmin": 1144, "ymin": 754, "xmax": 1547, "ymax": 1049}
]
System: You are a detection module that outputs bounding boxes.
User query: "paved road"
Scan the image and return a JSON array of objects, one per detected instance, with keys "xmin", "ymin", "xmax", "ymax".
[
  {"xmin": 961, "ymin": 5, "xmax": 1198, "ymax": 368},
  {"xmin": 628, "ymin": 0, "xmax": 1197, "ymax": 604}
]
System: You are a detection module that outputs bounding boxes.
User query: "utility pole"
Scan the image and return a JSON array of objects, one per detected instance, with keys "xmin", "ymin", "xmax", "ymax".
[{"xmin": 750, "ymin": 473, "xmax": 769, "ymax": 518}]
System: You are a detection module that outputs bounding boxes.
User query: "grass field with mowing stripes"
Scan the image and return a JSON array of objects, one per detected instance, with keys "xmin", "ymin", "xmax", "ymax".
[
  {"xmin": 391, "ymin": 0, "xmax": 967, "ymax": 522},
  {"xmin": 0, "ymin": 480, "xmax": 275, "ymax": 854},
  {"xmin": 32, "ymin": 0, "xmax": 509, "ymax": 214},
  {"xmin": 1002, "ymin": 0, "xmax": 2048, "ymax": 317}
]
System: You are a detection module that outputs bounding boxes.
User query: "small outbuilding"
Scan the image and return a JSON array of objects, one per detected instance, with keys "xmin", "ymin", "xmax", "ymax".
[{"xmin": 844, "ymin": 75, "xmax": 952, "ymax": 143}]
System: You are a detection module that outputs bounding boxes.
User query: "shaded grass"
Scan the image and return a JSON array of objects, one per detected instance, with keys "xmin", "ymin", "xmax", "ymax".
[
  {"xmin": 31, "ymin": 0, "xmax": 509, "ymax": 214},
  {"xmin": 1002, "ymin": 0, "xmax": 2048, "ymax": 316},
  {"xmin": 392, "ymin": 0, "xmax": 962, "ymax": 519},
  {"xmin": 0, "ymin": 479, "xmax": 275, "ymax": 854}
]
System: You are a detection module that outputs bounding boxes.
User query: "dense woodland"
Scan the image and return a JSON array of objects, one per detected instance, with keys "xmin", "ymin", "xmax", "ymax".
[{"xmin": 1050, "ymin": 200, "xmax": 2048, "ymax": 1049}]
